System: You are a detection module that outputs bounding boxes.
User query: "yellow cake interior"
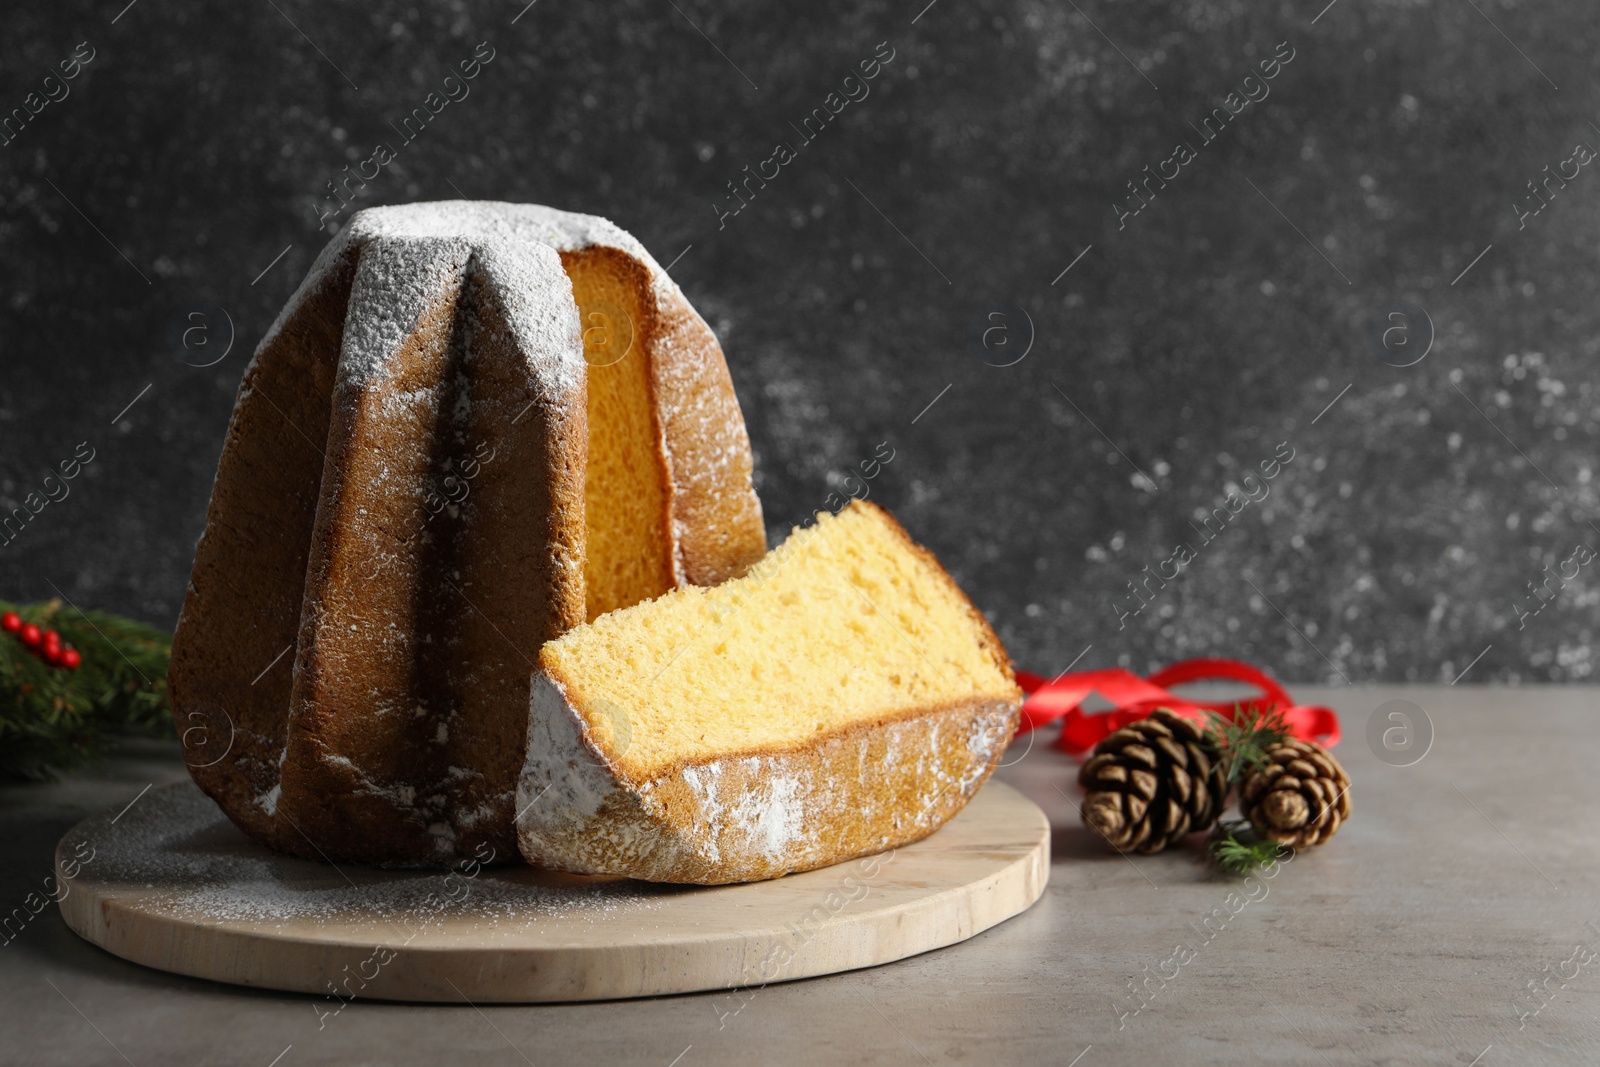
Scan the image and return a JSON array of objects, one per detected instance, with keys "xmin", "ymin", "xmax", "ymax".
[
  {"xmin": 539, "ymin": 500, "xmax": 1019, "ymax": 780},
  {"xmin": 562, "ymin": 248, "xmax": 678, "ymax": 621}
]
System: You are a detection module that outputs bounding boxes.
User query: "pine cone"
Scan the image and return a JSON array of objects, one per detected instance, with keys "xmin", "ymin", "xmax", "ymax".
[
  {"xmin": 1079, "ymin": 709, "xmax": 1225, "ymax": 854},
  {"xmin": 1240, "ymin": 739, "xmax": 1351, "ymax": 849}
]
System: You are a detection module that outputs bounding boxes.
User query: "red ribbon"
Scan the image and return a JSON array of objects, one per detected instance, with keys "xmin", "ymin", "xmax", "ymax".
[{"xmin": 1014, "ymin": 657, "xmax": 1340, "ymax": 759}]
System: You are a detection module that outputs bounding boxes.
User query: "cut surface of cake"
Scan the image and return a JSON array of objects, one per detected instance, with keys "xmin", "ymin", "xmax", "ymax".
[
  {"xmin": 515, "ymin": 500, "xmax": 1023, "ymax": 884},
  {"xmin": 169, "ymin": 202, "xmax": 765, "ymax": 866}
]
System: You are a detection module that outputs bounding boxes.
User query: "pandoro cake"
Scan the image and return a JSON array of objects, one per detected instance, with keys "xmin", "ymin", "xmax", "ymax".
[
  {"xmin": 515, "ymin": 500, "xmax": 1024, "ymax": 884},
  {"xmin": 170, "ymin": 202, "xmax": 765, "ymax": 866}
]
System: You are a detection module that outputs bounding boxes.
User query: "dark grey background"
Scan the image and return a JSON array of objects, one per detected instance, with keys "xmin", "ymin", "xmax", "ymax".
[{"xmin": 1, "ymin": 0, "xmax": 1594, "ymax": 684}]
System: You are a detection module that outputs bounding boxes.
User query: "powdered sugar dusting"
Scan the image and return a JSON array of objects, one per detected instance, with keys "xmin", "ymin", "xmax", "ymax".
[
  {"xmin": 518, "ymin": 673, "xmax": 617, "ymax": 828},
  {"xmin": 517, "ymin": 686, "xmax": 1018, "ymax": 884},
  {"xmin": 739, "ymin": 765, "xmax": 802, "ymax": 859},
  {"xmin": 84, "ymin": 782, "xmax": 667, "ymax": 927},
  {"xmin": 256, "ymin": 783, "xmax": 280, "ymax": 816},
  {"xmin": 345, "ymin": 200, "xmax": 670, "ymax": 285},
  {"xmin": 469, "ymin": 237, "xmax": 584, "ymax": 401},
  {"xmin": 675, "ymin": 758, "xmax": 804, "ymax": 863},
  {"xmin": 337, "ymin": 235, "xmax": 472, "ymax": 386},
  {"xmin": 165, "ymin": 869, "xmax": 664, "ymax": 927}
]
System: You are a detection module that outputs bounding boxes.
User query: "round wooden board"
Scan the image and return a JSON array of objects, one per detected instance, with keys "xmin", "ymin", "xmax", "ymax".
[{"xmin": 56, "ymin": 779, "xmax": 1049, "ymax": 1003}]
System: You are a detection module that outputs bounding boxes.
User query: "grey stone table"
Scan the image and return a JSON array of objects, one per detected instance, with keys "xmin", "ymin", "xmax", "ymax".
[{"xmin": 3, "ymin": 685, "xmax": 1597, "ymax": 1066}]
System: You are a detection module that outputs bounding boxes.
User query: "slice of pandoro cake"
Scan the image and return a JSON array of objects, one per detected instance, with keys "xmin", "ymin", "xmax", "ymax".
[{"xmin": 515, "ymin": 499, "xmax": 1023, "ymax": 884}]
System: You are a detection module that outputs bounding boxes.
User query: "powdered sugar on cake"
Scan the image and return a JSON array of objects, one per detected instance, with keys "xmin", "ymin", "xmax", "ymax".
[{"xmin": 517, "ymin": 680, "xmax": 1016, "ymax": 883}]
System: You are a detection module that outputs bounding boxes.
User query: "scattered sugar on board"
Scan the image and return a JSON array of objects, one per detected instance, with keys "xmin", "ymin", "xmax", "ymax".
[{"xmin": 94, "ymin": 784, "xmax": 667, "ymax": 928}]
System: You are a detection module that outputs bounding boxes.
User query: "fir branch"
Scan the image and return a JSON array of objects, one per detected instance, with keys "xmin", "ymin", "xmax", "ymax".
[
  {"xmin": 1203, "ymin": 703, "xmax": 1291, "ymax": 787},
  {"xmin": 1207, "ymin": 819, "xmax": 1288, "ymax": 876},
  {"xmin": 0, "ymin": 598, "xmax": 173, "ymax": 781}
]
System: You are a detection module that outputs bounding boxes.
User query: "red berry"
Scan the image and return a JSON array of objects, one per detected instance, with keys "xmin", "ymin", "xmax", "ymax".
[
  {"xmin": 19, "ymin": 624, "xmax": 42, "ymax": 648},
  {"xmin": 42, "ymin": 630, "xmax": 61, "ymax": 655},
  {"xmin": 0, "ymin": 612, "xmax": 19, "ymax": 633},
  {"xmin": 60, "ymin": 648, "xmax": 81, "ymax": 670}
]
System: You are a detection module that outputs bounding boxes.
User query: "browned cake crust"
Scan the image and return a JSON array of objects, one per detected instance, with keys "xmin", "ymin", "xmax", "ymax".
[
  {"xmin": 168, "ymin": 235, "xmax": 363, "ymax": 856},
  {"xmin": 645, "ymin": 259, "xmax": 766, "ymax": 587},
  {"xmin": 519, "ymin": 684, "xmax": 1020, "ymax": 885},
  {"xmin": 174, "ymin": 231, "xmax": 586, "ymax": 866},
  {"xmin": 171, "ymin": 202, "xmax": 765, "ymax": 867},
  {"xmin": 515, "ymin": 502, "xmax": 1024, "ymax": 885},
  {"xmin": 277, "ymin": 236, "xmax": 588, "ymax": 865}
]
